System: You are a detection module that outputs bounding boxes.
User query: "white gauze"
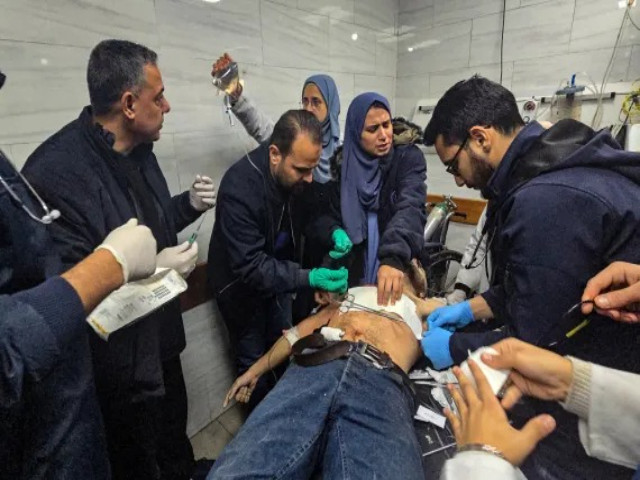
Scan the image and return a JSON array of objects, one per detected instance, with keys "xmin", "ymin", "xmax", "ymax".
[{"xmin": 340, "ymin": 286, "xmax": 423, "ymax": 339}]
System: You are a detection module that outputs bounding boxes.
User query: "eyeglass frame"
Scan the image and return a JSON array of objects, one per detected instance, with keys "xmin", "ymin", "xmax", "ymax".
[{"xmin": 443, "ymin": 136, "xmax": 469, "ymax": 176}]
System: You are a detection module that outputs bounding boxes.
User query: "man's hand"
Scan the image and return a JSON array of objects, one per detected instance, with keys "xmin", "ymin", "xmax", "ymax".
[
  {"xmin": 309, "ymin": 267, "xmax": 348, "ymax": 293},
  {"xmin": 223, "ymin": 371, "xmax": 259, "ymax": 407},
  {"xmin": 189, "ymin": 174, "xmax": 216, "ymax": 212},
  {"xmin": 96, "ymin": 218, "xmax": 157, "ymax": 282},
  {"xmin": 427, "ymin": 301, "xmax": 474, "ymax": 331},
  {"xmin": 582, "ymin": 261, "xmax": 640, "ymax": 323},
  {"xmin": 157, "ymin": 241, "xmax": 198, "ymax": 278},
  {"xmin": 445, "ymin": 360, "xmax": 556, "ymax": 466},
  {"xmin": 480, "ymin": 338, "xmax": 574, "ymax": 409},
  {"xmin": 421, "ymin": 326, "xmax": 453, "ymax": 369},
  {"xmin": 211, "ymin": 53, "xmax": 242, "ymax": 98},
  {"xmin": 329, "ymin": 228, "xmax": 352, "ymax": 259},
  {"xmin": 377, "ymin": 265, "xmax": 404, "ymax": 306},
  {"xmin": 403, "ymin": 290, "xmax": 447, "ymax": 319},
  {"xmin": 314, "ymin": 290, "xmax": 333, "ymax": 306}
]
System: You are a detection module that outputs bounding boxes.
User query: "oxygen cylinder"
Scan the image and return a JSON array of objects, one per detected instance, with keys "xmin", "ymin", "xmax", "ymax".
[{"xmin": 423, "ymin": 196, "xmax": 457, "ymax": 243}]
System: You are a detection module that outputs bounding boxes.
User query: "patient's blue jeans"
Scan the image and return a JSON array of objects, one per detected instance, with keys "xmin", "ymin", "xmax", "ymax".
[{"xmin": 207, "ymin": 354, "xmax": 423, "ymax": 479}]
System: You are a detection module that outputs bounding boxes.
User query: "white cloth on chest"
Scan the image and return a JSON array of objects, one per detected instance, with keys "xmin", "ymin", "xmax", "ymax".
[{"xmin": 340, "ymin": 286, "xmax": 423, "ymax": 339}]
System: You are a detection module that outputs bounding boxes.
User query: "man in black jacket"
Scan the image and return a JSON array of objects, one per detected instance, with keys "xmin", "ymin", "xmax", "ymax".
[
  {"xmin": 22, "ymin": 40, "xmax": 215, "ymax": 480},
  {"xmin": 422, "ymin": 76, "xmax": 640, "ymax": 479},
  {"xmin": 208, "ymin": 110, "xmax": 348, "ymax": 408}
]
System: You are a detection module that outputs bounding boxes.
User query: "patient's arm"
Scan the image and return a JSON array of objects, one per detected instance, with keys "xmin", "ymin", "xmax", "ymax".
[{"xmin": 223, "ymin": 304, "xmax": 340, "ymax": 406}]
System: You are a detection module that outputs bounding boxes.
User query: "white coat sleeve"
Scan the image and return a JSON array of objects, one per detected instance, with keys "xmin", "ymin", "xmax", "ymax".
[
  {"xmin": 564, "ymin": 358, "xmax": 640, "ymax": 470},
  {"xmin": 230, "ymin": 94, "xmax": 275, "ymax": 144},
  {"xmin": 440, "ymin": 451, "xmax": 527, "ymax": 480}
]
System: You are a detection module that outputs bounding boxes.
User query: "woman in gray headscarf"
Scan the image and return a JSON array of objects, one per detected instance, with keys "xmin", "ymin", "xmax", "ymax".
[{"xmin": 212, "ymin": 54, "xmax": 340, "ymax": 183}]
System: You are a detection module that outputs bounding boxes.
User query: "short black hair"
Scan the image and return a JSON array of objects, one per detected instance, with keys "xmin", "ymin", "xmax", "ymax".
[
  {"xmin": 87, "ymin": 39, "xmax": 158, "ymax": 116},
  {"xmin": 423, "ymin": 75, "xmax": 524, "ymax": 146},
  {"xmin": 270, "ymin": 110, "xmax": 322, "ymax": 157}
]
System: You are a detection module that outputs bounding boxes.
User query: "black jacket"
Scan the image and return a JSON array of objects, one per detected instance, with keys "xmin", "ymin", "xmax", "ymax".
[
  {"xmin": 327, "ymin": 143, "xmax": 427, "ymax": 282},
  {"xmin": 22, "ymin": 107, "xmax": 201, "ymax": 402},
  {"xmin": 208, "ymin": 143, "xmax": 334, "ymax": 301},
  {"xmin": 1, "ymin": 151, "xmax": 109, "ymax": 479},
  {"xmin": 452, "ymin": 120, "xmax": 640, "ymax": 479}
]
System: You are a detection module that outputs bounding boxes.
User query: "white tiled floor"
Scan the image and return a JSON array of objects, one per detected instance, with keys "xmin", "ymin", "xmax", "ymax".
[{"xmin": 190, "ymin": 403, "xmax": 247, "ymax": 460}]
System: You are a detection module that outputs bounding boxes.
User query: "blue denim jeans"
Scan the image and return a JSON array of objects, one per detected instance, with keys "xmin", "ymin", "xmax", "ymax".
[{"xmin": 207, "ymin": 353, "xmax": 423, "ymax": 480}]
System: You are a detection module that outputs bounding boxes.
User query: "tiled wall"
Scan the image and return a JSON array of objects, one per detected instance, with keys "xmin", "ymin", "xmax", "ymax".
[
  {"xmin": 396, "ymin": 0, "xmax": 640, "ymax": 200},
  {"xmin": 0, "ymin": 0, "xmax": 397, "ymax": 436},
  {"xmin": 396, "ymin": 0, "xmax": 639, "ymax": 117}
]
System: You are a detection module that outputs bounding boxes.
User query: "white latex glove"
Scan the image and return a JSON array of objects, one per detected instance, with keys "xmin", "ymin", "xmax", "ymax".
[
  {"xmin": 446, "ymin": 288, "xmax": 467, "ymax": 305},
  {"xmin": 156, "ymin": 241, "xmax": 198, "ymax": 278},
  {"xmin": 189, "ymin": 175, "xmax": 216, "ymax": 212},
  {"xmin": 95, "ymin": 219, "xmax": 157, "ymax": 282}
]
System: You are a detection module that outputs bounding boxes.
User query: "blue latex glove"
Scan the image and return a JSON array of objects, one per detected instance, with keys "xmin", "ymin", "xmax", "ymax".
[
  {"xmin": 427, "ymin": 300, "xmax": 474, "ymax": 332},
  {"xmin": 421, "ymin": 327, "xmax": 454, "ymax": 370}
]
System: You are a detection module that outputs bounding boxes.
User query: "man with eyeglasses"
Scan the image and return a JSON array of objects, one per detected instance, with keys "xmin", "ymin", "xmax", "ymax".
[
  {"xmin": 0, "ymin": 70, "xmax": 159, "ymax": 479},
  {"xmin": 420, "ymin": 75, "xmax": 640, "ymax": 479}
]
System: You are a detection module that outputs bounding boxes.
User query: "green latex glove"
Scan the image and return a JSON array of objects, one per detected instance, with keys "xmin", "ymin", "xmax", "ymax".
[
  {"xmin": 309, "ymin": 267, "xmax": 349, "ymax": 293},
  {"xmin": 329, "ymin": 228, "xmax": 353, "ymax": 259}
]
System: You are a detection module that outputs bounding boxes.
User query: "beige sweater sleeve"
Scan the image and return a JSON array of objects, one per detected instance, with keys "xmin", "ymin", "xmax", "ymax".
[{"xmin": 563, "ymin": 357, "xmax": 640, "ymax": 470}]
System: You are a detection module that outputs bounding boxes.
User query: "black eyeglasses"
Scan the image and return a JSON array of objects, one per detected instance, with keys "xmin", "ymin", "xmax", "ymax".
[{"xmin": 443, "ymin": 137, "xmax": 468, "ymax": 176}]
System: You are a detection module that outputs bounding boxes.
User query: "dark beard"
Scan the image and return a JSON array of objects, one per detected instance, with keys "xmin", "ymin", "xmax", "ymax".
[{"xmin": 469, "ymin": 153, "xmax": 494, "ymax": 189}]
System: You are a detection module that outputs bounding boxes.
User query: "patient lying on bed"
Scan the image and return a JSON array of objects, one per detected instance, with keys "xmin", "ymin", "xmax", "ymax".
[{"xmin": 207, "ymin": 283, "xmax": 445, "ymax": 480}]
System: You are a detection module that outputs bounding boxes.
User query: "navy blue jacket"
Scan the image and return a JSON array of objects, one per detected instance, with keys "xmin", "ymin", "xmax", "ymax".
[
  {"xmin": 22, "ymin": 107, "xmax": 201, "ymax": 402},
  {"xmin": 328, "ymin": 144, "xmax": 427, "ymax": 281},
  {"xmin": 208, "ymin": 143, "xmax": 332, "ymax": 300},
  {"xmin": 0, "ymin": 151, "xmax": 109, "ymax": 479},
  {"xmin": 449, "ymin": 120, "xmax": 640, "ymax": 367},
  {"xmin": 449, "ymin": 120, "xmax": 640, "ymax": 478}
]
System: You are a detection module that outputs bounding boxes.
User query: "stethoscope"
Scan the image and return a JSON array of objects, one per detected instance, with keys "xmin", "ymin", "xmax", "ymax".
[{"xmin": 0, "ymin": 149, "xmax": 60, "ymax": 225}]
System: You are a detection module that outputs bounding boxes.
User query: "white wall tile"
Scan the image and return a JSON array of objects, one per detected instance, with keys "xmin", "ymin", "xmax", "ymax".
[
  {"xmin": 0, "ymin": 0, "xmax": 158, "ymax": 49},
  {"xmin": 329, "ymin": 20, "xmax": 377, "ymax": 74},
  {"xmin": 297, "ymin": 0, "xmax": 355, "ymax": 23},
  {"xmin": 354, "ymin": 0, "xmax": 398, "ymax": 34},
  {"xmin": 628, "ymin": 45, "xmax": 640, "ymax": 81},
  {"xmin": 433, "ymin": 0, "xmax": 503, "ymax": 26},
  {"xmin": 376, "ymin": 34, "xmax": 398, "ymax": 77},
  {"xmin": 502, "ymin": 0, "xmax": 575, "ymax": 62},
  {"xmin": 181, "ymin": 301, "xmax": 235, "ymax": 436},
  {"xmin": 354, "ymin": 74, "xmax": 396, "ymax": 109},
  {"xmin": 153, "ymin": 134, "xmax": 181, "ymax": 196},
  {"xmin": 155, "ymin": 0, "xmax": 262, "ymax": 65},
  {"xmin": 0, "ymin": 41, "xmax": 90, "ymax": 144},
  {"xmin": 395, "ymin": 74, "xmax": 430, "ymax": 117},
  {"xmin": 2, "ymin": 143, "xmax": 39, "ymax": 170},
  {"xmin": 261, "ymin": 1, "xmax": 330, "ymax": 70},
  {"xmin": 570, "ymin": 0, "xmax": 640, "ymax": 53},
  {"xmin": 397, "ymin": 6, "xmax": 434, "ymax": 35},
  {"xmin": 397, "ymin": 20, "xmax": 472, "ymax": 75},
  {"xmin": 269, "ymin": 0, "xmax": 297, "ymax": 6},
  {"xmin": 399, "ymin": 0, "xmax": 434, "ymax": 14}
]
